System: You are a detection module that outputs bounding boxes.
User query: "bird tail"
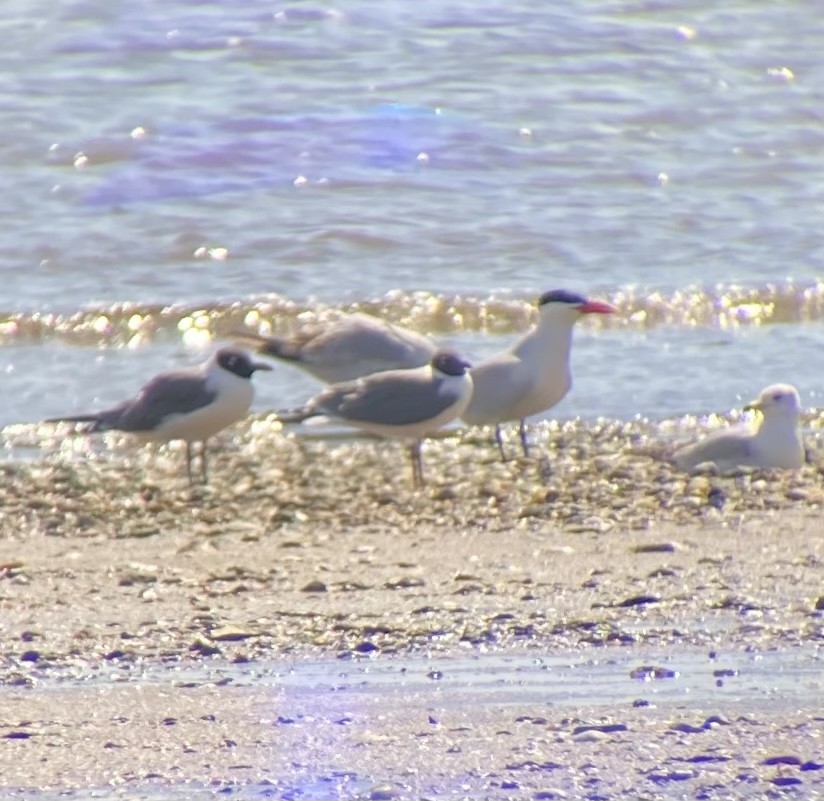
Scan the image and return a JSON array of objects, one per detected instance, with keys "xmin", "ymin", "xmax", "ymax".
[
  {"xmin": 44, "ymin": 413, "xmax": 105, "ymax": 432},
  {"xmin": 230, "ymin": 329, "xmax": 300, "ymax": 363},
  {"xmin": 273, "ymin": 407, "xmax": 315, "ymax": 424}
]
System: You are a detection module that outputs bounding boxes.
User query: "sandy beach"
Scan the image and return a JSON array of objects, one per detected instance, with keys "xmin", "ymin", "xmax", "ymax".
[
  {"xmin": 1, "ymin": 423, "xmax": 823, "ymax": 798},
  {"xmin": 5, "ymin": 0, "xmax": 824, "ymax": 796}
]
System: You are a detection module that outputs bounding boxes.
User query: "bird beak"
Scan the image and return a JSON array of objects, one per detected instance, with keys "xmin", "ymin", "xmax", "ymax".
[
  {"xmin": 579, "ymin": 300, "xmax": 616, "ymax": 315},
  {"xmin": 743, "ymin": 399, "xmax": 761, "ymax": 412},
  {"xmin": 252, "ymin": 361, "xmax": 273, "ymax": 372}
]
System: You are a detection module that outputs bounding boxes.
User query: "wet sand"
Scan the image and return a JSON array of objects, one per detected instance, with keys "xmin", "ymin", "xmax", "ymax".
[{"xmin": 1, "ymin": 424, "xmax": 823, "ymax": 797}]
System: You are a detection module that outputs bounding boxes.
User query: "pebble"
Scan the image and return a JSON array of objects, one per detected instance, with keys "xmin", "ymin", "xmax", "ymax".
[
  {"xmin": 571, "ymin": 723, "xmax": 628, "ymax": 736},
  {"xmin": 685, "ymin": 753, "xmax": 731, "ymax": 763},
  {"xmin": 189, "ymin": 635, "xmax": 221, "ymax": 657},
  {"xmin": 369, "ymin": 784, "xmax": 399, "ymax": 800},
  {"xmin": 384, "ymin": 576, "xmax": 425, "ymax": 589},
  {"xmin": 771, "ymin": 776, "xmax": 802, "ymax": 786},
  {"xmin": 786, "ymin": 487, "xmax": 809, "ymax": 502},
  {"xmin": 572, "ymin": 729, "xmax": 610, "ymax": 743},
  {"xmin": 647, "ymin": 770, "xmax": 694, "ymax": 784},
  {"xmin": 702, "ymin": 715, "xmax": 730, "ymax": 728},
  {"xmin": 763, "ymin": 755, "xmax": 802, "ymax": 766},
  {"xmin": 617, "ymin": 595, "xmax": 660, "ymax": 608},
  {"xmin": 630, "ymin": 665, "xmax": 679, "ymax": 680},
  {"xmin": 210, "ymin": 625, "xmax": 255, "ymax": 642},
  {"xmin": 669, "ymin": 722, "xmax": 705, "ymax": 734},
  {"xmin": 706, "ymin": 486, "xmax": 726, "ymax": 509},
  {"xmin": 632, "ymin": 541, "xmax": 680, "ymax": 553}
]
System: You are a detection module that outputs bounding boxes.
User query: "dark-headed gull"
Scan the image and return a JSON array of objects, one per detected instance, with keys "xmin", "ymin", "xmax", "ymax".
[
  {"xmin": 462, "ymin": 289, "xmax": 615, "ymax": 459},
  {"xmin": 672, "ymin": 383, "xmax": 804, "ymax": 472},
  {"xmin": 278, "ymin": 349, "xmax": 472, "ymax": 487},
  {"xmin": 234, "ymin": 312, "xmax": 436, "ymax": 384},
  {"xmin": 46, "ymin": 348, "xmax": 272, "ymax": 485}
]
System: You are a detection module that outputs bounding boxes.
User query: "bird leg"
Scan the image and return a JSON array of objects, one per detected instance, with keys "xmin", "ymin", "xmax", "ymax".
[
  {"xmin": 519, "ymin": 419, "xmax": 530, "ymax": 457},
  {"xmin": 495, "ymin": 424, "xmax": 509, "ymax": 462},
  {"xmin": 199, "ymin": 440, "xmax": 209, "ymax": 485},
  {"xmin": 184, "ymin": 441, "xmax": 209, "ymax": 486},
  {"xmin": 185, "ymin": 441, "xmax": 195, "ymax": 487},
  {"xmin": 409, "ymin": 441, "xmax": 424, "ymax": 488}
]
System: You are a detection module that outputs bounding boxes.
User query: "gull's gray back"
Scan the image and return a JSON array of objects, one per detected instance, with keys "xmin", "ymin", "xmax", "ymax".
[
  {"xmin": 294, "ymin": 315, "xmax": 435, "ymax": 383},
  {"xmin": 673, "ymin": 427, "xmax": 754, "ymax": 472},
  {"xmin": 313, "ymin": 370, "xmax": 458, "ymax": 426},
  {"xmin": 104, "ymin": 371, "xmax": 218, "ymax": 432}
]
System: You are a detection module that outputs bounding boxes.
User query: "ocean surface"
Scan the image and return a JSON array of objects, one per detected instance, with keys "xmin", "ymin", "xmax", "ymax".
[{"xmin": 2, "ymin": 0, "xmax": 824, "ymax": 447}]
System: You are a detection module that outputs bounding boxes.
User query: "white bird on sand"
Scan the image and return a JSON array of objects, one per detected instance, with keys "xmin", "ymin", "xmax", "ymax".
[
  {"xmin": 672, "ymin": 383, "xmax": 805, "ymax": 472},
  {"xmin": 462, "ymin": 289, "xmax": 615, "ymax": 460},
  {"xmin": 233, "ymin": 312, "xmax": 437, "ymax": 384},
  {"xmin": 46, "ymin": 348, "xmax": 272, "ymax": 485},
  {"xmin": 278, "ymin": 349, "xmax": 473, "ymax": 487}
]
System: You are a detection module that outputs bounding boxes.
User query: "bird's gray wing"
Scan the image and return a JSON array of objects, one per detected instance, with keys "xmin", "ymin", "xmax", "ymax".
[
  {"xmin": 315, "ymin": 373, "xmax": 457, "ymax": 426},
  {"xmin": 673, "ymin": 428, "xmax": 754, "ymax": 471},
  {"xmin": 233, "ymin": 316, "xmax": 434, "ymax": 382},
  {"xmin": 304, "ymin": 318, "xmax": 433, "ymax": 366},
  {"xmin": 110, "ymin": 373, "xmax": 217, "ymax": 432},
  {"xmin": 462, "ymin": 353, "xmax": 537, "ymax": 425}
]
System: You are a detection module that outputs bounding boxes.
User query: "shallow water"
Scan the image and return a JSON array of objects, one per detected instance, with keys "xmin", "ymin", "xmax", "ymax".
[
  {"xmin": 2, "ymin": 0, "xmax": 824, "ymax": 441},
  {"xmin": 95, "ymin": 644, "xmax": 823, "ymax": 708},
  {"xmin": 7, "ymin": 646, "xmax": 823, "ymax": 800},
  {"xmin": 2, "ymin": 289, "xmax": 824, "ymax": 438}
]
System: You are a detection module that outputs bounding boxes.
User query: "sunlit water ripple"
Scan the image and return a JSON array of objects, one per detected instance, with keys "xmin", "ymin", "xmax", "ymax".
[{"xmin": 2, "ymin": 0, "xmax": 823, "ymax": 447}]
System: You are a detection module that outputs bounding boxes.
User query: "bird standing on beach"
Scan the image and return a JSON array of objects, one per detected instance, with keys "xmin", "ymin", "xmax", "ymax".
[
  {"xmin": 672, "ymin": 383, "xmax": 805, "ymax": 472},
  {"xmin": 462, "ymin": 289, "xmax": 615, "ymax": 460},
  {"xmin": 45, "ymin": 347, "xmax": 272, "ymax": 485},
  {"xmin": 277, "ymin": 349, "xmax": 473, "ymax": 487},
  {"xmin": 233, "ymin": 312, "xmax": 437, "ymax": 384}
]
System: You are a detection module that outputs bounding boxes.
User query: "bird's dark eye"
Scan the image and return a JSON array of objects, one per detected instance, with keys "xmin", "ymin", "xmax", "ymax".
[{"xmin": 773, "ymin": 393, "xmax": 783, "ymax": 401}]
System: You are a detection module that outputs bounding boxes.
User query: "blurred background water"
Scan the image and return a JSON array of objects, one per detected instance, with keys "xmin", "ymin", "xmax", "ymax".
[{"xmin": 2, "ymin": 0, "xmax": 824, "ymax": 444}]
